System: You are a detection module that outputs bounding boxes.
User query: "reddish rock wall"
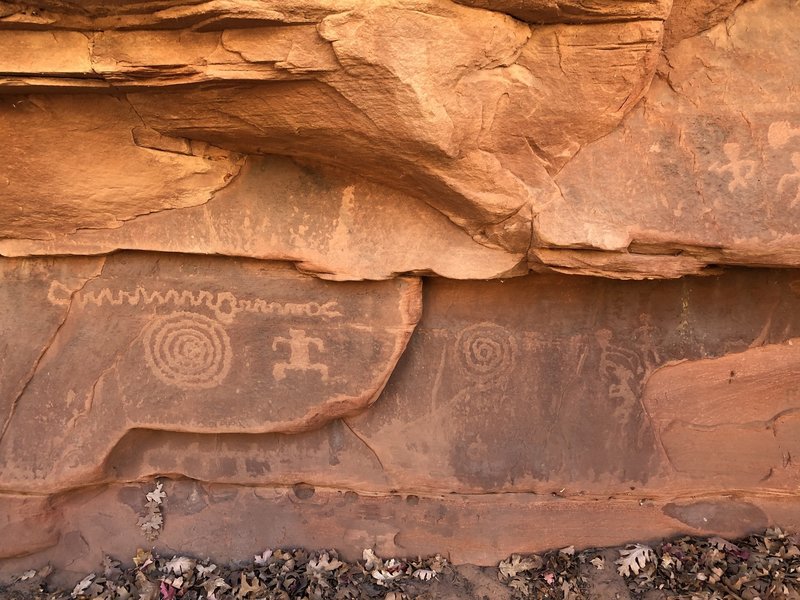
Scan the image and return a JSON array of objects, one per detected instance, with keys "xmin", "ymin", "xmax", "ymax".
[{"xmin": 1, "ymin": 0, "xmax": 800, "ymax": 581}]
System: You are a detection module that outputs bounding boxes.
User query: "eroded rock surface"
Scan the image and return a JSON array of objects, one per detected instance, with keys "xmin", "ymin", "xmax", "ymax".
[
  {"xmin": 643, "ymin": 343, "xmax": 800, "ymax": 484},
  {"xmin": 2, "ymin": 0, "xmax": 796, "ymax": 279},
  {"xmin": 3, "ymin": 270, "xmax": 800, "ymax": 498},
  {"xmin": 0, "ymin": 0, "xmax": 663, "ymax": 274},
  {"xmin": 2, "ymin": 0, "xmax": 800, "ymax": 584},
  {"xmin": 455, "ymin": 0, "xmax": 670, "ymax": 23},
  {"xmin": 3, "ymin": 482, "xmax": 800, "ymax": 575},
  {"xmin": 0, "ymin": 156, "xmax": 526, "ymax": 281},
  {"xmin": 0, "ymin": 253, "xmax": 420, "ymax": 492},
  {"xmin": 1, "ymin": 94, "xmax": 242, "ymax": 240},
  {"xmin": 346, "ymin": 269, "xmax": 800, "ymax": 496},
  {"xmin": 65, "ymin": 268, "xmax": 800, "ymax": 499},
  {"xmin": 537, "ymin": 0, "xmax": 800, "ymax": 274}
]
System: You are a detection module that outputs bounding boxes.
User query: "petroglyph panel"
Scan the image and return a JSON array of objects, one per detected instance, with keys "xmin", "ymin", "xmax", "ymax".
[
  {"xmin": 540, "ymin": 0, "xmax": 800, "ymax": 266},
  {"xmin": 347, "ymin": 269, "xmax": 800, "ymax": 495},
  {"xmin": 456, "ymin": 323, "xmax": 518, "ymax": 386},
  {"xmin": 32, "ymin": 268, "xmax": 800, "ymax": 499},
  {"xmin": 0, "ymin": 253, "xmax": 421, "ymax": 493}
]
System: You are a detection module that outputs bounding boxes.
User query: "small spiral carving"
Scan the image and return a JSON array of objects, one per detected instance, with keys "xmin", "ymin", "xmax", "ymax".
[
  {"xmin": 143, "ymin": 311, "xmax": 231, "ymax": 390},
  {"xmin": 457, "ymin": 323, "xmax": 517, "ymax": 383}
]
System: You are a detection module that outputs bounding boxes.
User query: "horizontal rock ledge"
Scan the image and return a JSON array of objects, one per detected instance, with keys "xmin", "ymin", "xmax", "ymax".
[{"xmin": 2, "ymin": 482, "xmax": 799, "ymax": 578}]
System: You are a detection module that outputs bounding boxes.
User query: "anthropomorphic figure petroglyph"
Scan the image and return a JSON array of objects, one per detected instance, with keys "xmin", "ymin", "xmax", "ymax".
[
  {"xmin": 709, "ymin": 143, "xmax": 758, "ymax": 192},
  {"xmin": 272, "ymin": 329, "xmax": 330, "ymax": 382}
]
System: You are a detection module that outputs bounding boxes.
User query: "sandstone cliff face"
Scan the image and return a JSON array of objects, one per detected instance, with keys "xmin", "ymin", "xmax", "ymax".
[
  {"xmin": 2, "ymin": 0, "xmax": 664, "ymax": 276},
  {"xmin": 1, "ymin": 0, "xmax": 800, "ymax": 581}
]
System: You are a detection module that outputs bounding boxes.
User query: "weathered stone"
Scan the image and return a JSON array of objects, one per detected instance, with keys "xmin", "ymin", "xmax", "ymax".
[
  {"xmin": 3, "ymin": 481, "xmax": 800, "ymax": 582},
  {"xmin": 2, "ymin": 0, "xmax": 800, "ymax": 581},
  {"xmin": 0, "ymin": 0, "xmax": 662, "ymax": 259},
  {"xmin": 345, "ymin": 269, "xmax": 800, "ymax": 496},
  {"xmin": 0, "ymin": 253, "xmax": 420, "ymax": 492},
  {"xmin": 1, "ymin": 94, "xmax": 242, "ymax": 239},
  {"xmin": 539, "ymin": 0, "xmax": 800, "ymax": 274},
  {"xmin": 15, "ymin": 268, "xmax": 800, "ymax": 502},
  {"xmin": 0, "ymin": 0, "xmax": 798, "ymax": 280},
  {"xmin": 663, "ymin": 0, "xmax": 744, "ymax": 47},
  {"xmin": 0, "ymin": 156, "xmax": 526, "ymax": 281},
  {"xmin": 662, "ymin": 500, "xmax": 770, "ymax": 533},
  {"xmin": 0, "ymin": 257, "xmax": 105, "ymax": 448},
  {"xmin": 116, "ymin": 15, "xmax": 660, "ymax": 250},
  {"xmin": 454, "ymin": 0, "xmax": 670, "ymax": 23},
  {"xmin": 0, "ymin": 494, "xmax": 58, "ymax": 560},
  {"xmin": 103, "ymin": 422, "xmax": 390, "ymax": 492},
  {"xmin": 643, "ymin": 342, "xmax": 800, "ymax": 484}
]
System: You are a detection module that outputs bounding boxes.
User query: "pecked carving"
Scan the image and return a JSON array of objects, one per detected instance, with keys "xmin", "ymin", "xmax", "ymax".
[
  {"xmin": 3, "ymin": 0, "xmax": 800, "ymax": 577},
  {"xmin": 142, "ymin": 311, "xmax": 233, "ymax": 390},
  {"xmin": 0, "ymin": 253, "xmax": 421, "ymax": 493}
]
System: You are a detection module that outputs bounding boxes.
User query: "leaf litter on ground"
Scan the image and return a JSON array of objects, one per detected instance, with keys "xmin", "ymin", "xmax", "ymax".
[
  {"xmin": 496, "ymin": 527, "xmax": 800, "ymax": 599},
  {"xmin": 2, "ymin": 547, "xmax": 448, "ymax": 600},
  {"xmin": 5, "ymin": 528, "xmax": 800, "ymax": 599}
]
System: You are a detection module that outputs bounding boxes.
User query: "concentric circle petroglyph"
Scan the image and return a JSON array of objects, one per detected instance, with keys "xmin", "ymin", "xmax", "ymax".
[
  {"xmin": 143, "ymin": 311, "xmax": 231, "ymax": 390},
  {"xmin": 457, "ymin": 322, "xmax": 517, "ymax": 382}
]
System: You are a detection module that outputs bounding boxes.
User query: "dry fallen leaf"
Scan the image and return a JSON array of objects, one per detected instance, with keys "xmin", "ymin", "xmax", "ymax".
[
  {"xmin": 560, "ymin": 545, "xmax": 576, "ymax": 556},
  {"xmin": 202, "ymin": 575, "xmax": 231, "ymax": 599},
  {"xmin": 146, "ymin": 482, "xmax": 166, "ymax": 505},
  {"xmin": 499, "ymin": 554, "xmax": 542, "ymax": 578},
  {"xmin": 159, "ymin": 581, "xmax": 177, "ymax": 600},
  {"xmin": 196, "ymin": 563, "xmax": 217, "ymax": 577},
  {"xmin": 164, "ymin": 556, "xmax": 195, "ymax": 575},
  {"xmin": 412, "ymin": 568, "xmax": 436, "ymax": 581},
  {"xmin": 308, "ymin": 551, "xmax": 343, "ymax": 573},
  {"xmin": 71, "ymin": 574, "xmax": 94, "ymax": 598},
  {"xmin": 137, "ymin": 511, "xmax": 163, "ymax": 538},
  {"xmin": 133, "ymin": 549, "xmax": 154, "ymax": 569},
  {"xmin": 363, "ymin": 548, "xmax": 381, "ymax": 571},
  {"xmin": 134, "ymin": 571, "xmax": 158, "ymax": 600},
  {"xmin": 138, "ymin": 482, "xmax": 165, "ymax": 541},
  {"xmin": 115, "ymin": 585, "xmax": 132, "ymax": 600},
  {"xmin": 616, "ymin": 544, "xmax": 654, "ymax": 577},
  {"xmin": 372, "ymin": 569, "xmax": 402, "ymax": 583},
  {"xmin": 237, "ymin": 572, "xmax": 266, "ymax": 598}
]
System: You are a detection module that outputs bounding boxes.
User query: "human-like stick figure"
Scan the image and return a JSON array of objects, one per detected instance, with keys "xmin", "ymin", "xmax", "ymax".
[
  {"xmin": 709, "ymin": 143, "xmax": 758, "ymax": 192},
  {"xmin": 271, "ymin": 329, "xmax": 329, "ymax": 382},
  {"xmin": 778, "ymin": 153, "xmax": 800, "ymax": 208}
]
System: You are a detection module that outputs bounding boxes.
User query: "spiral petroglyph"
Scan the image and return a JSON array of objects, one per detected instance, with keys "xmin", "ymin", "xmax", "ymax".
[
  {"xmin": 143, "ymin": 311, "xmax": 232, "ymax": 390},
  {"xmin": 457, "ymin": 323, "xmax": 517, "ymax": 382}
]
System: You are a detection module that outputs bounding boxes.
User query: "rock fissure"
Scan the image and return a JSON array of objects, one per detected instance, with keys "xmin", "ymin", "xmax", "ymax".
[{"xmin": 0, "ymin": 257, "xmax": 107, "ymax": 445}]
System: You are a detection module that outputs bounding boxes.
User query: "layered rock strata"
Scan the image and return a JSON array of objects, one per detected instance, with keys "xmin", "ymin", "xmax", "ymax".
[
  {"xmin": 2, "ymin": 0, "xmax": 800, "ymax": 584},
  {"xmin": 4, "ymin": 262, "xmax": 800, "ymax": 574}
]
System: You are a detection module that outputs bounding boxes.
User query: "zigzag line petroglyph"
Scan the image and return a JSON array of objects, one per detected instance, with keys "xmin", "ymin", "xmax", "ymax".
[{"xmin": 47, "ymin": 281, "xmax": 342, "ymax": 324}]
